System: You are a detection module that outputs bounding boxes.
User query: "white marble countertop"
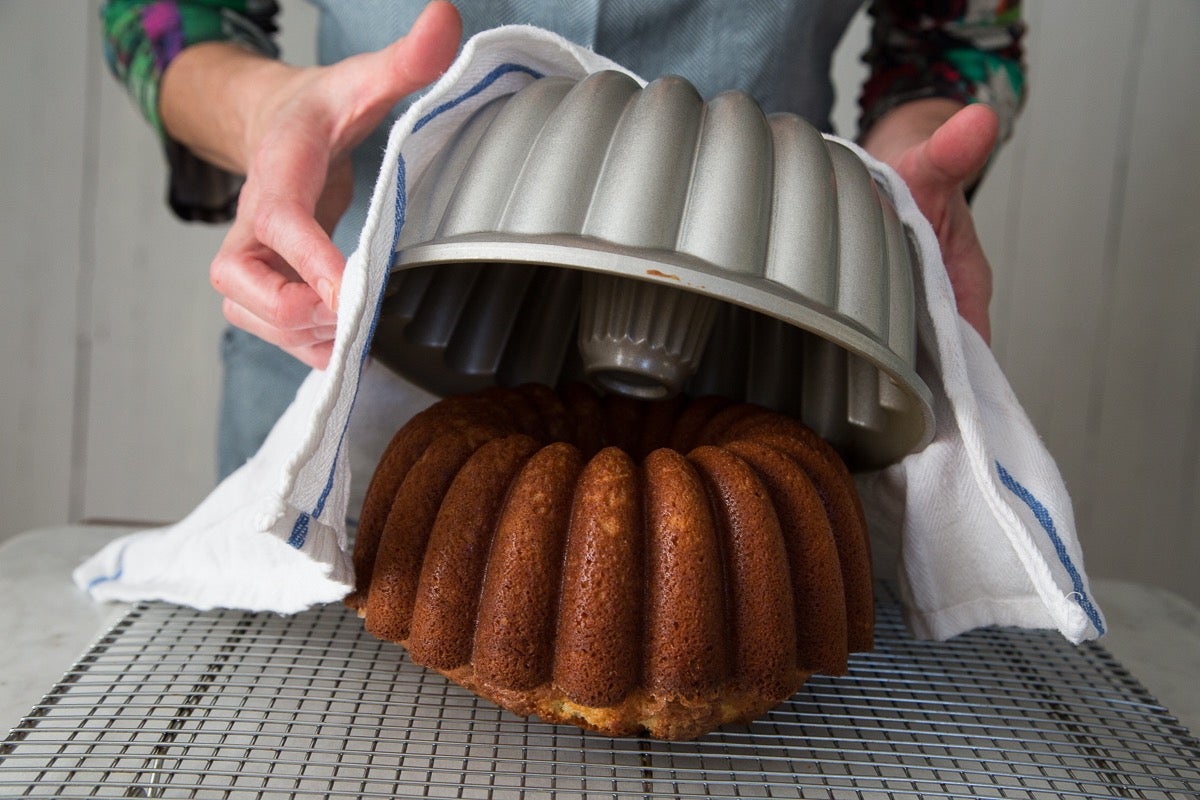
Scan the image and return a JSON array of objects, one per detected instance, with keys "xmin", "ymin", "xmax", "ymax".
[{"xmin": 2, "ymin": 524, "xmax": 1198, "ymax": 739}]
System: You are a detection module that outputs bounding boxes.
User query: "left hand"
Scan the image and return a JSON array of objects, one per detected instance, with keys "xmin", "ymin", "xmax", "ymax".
[
  {"xmin": 161, "ymin": 1, "xmax": 464, "ymax": 369},
  {"xmin": 862, "ymin": 99, "xmax": 1000, "ymax": 344}
]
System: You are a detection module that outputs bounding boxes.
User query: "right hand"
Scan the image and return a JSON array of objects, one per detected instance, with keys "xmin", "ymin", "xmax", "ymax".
[
  {"xmin": 861, "ymin": 99, "xmax": 1000, "ymax": 344},
  {"xmin": 202, "ymin": 2, "xmax": 462, "ymax": 368}
]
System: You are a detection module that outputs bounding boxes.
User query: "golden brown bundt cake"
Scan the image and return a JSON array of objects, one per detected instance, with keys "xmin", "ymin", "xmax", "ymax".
[{"xmin": 349, "ymin": 382, "xmax": 873, "ymax": 740}]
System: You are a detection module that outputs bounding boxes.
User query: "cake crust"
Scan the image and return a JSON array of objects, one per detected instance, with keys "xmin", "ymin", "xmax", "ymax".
[{"xmin": 351, "ymin": 383, "xmax": 873, "ymax": 740}]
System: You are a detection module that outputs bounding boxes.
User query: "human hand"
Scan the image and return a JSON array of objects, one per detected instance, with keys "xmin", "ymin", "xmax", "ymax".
[
  {"xmin": 196, "ymin": 2, "xmax": 462, "ymax": 368},
  {"xmin": 862, "ymin": 99, "xmax": 1000, "ymax": 344}
]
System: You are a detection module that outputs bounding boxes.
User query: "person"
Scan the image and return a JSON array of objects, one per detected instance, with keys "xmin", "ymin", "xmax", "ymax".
[{"xmin": 101, "ymin": 0, "xmax": 1026, "ymax": 479}]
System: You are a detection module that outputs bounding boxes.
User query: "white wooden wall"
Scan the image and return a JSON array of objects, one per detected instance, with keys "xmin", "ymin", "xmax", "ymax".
[
  {"xmin": 980, "ymin": 2, "xmax": 1199, "ymax": 605},
  {"xmin": 2, "ymin": 1, "xmax": 1198, "ymax": 607}
]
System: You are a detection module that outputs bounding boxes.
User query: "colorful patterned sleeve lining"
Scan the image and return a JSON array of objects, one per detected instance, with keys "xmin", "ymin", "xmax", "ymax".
[
  {"xmin": 102, "ymin": 0, "xmax": 280, "ymax": 134},
  {"xmin": 101, "ymin": 1, "xmax": 280, "ymax": 221},
  {"xmin": 861, "ymin": 0, "xmax": 1027, "ymax": 141}
]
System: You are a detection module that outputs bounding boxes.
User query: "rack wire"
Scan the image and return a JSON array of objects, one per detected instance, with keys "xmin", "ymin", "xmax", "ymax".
[{"xmin": 2, "ymin": 585, "xmax": 1197, "ymax": 799}]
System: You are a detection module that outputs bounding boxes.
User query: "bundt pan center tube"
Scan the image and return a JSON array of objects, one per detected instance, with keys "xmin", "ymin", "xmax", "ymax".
[{"xmin": 373, "ymin": 69, "xmax": 935, "ymax": 470}]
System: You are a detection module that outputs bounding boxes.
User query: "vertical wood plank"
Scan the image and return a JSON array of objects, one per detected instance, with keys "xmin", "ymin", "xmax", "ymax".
[
  {"xmin": 81, "ymin": 0, "xmax": 232, "ymax": 522},
  {"xmin": 0, "ymin": 2, "xmax": 91, "ymax": 544},
  {"xmin": 1085, "ymin": 0, "xmax": 1200, "ymax": 599},
  {"xmin": 81, "ymin": 68, "xmax": 229, "ymax": 523}
]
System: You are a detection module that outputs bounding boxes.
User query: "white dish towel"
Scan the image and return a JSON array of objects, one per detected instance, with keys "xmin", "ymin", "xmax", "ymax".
[{"xmin": 74, "ymin": 26, "xmax": 1105, "ymax": 644}]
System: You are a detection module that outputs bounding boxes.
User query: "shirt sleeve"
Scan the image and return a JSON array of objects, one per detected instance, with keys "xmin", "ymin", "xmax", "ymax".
[
  {"xmin": 101, "ymin": 1, "xmax": 281, "ymax": 222},
  {"xmin": 859, "ymin": 0, "xmax": 1026, "ymax": 142}
]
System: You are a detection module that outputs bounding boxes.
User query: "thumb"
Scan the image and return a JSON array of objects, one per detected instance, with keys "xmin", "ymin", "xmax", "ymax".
[
  {"xmin": 917, "ymin": 103, "xmax": 1000, "ymax": 190},
  {"xmin": 386, "ymin": 0, "xmax": 463, "ymax": 92},
  {"xmin": 328, "ymin": 1, "xmax": 462, "ymax": 143}
]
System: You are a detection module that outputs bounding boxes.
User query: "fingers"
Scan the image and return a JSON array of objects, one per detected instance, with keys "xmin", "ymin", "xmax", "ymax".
[
  {"xmin": 943, "ymin": 225, "xmax": 994, "ymax": 345},
  {"xmin": 206, "ymin": 2, "xmax": 463, "ymax": 371},
  {"xmin": 213, "ymin": 159, "xmax": 342, "ymax": 322},
  {"xmin": 250, "ymin": 195, "xmax": 343, "ymax": 311},
  {"xmin": 212, "ymin": 253, "xmax": 340, "ymax": 370},
  {"xmin": 212, "ymin": 241, "xmax": 336, "ymax": 328},
  {"xmin": 958, "ymin": 290, "xmax": 993, "ymax": 345},
  {"xmin": 285, "ymin": 341, "xmax": 335, "ymax": 370},
  {"xmin": 878, "ymin": 103, "xmax": 998, "ymax": 345},
  {"xmin": 212, "ymin": 185, "xmax": 341, "ymax": 369},
  {"xmin": 223, "ymin": 296, "xmax": 338, "ymax": 350}
]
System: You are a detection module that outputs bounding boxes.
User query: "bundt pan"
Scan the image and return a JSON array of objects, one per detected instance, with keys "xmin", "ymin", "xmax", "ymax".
[{"xmin": 372, "ymin": 70, "xmax": 934, "ymax": 469}]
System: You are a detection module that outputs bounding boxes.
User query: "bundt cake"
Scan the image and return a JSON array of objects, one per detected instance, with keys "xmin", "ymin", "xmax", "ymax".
[{"xmin": 348, "ymin": 382, "xmax": 873, "ymax": 740}]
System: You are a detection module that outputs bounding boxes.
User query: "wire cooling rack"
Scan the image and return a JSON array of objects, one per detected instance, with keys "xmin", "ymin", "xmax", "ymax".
[{"xmin": 2, "ymin": 585, "xmax": 1197, "ymax": 799}]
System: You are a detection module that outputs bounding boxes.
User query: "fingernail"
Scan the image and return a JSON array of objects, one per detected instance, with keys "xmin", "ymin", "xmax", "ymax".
[{"xmin": 316, "ymin": 278, "xmax": 339, "ymax": 312}]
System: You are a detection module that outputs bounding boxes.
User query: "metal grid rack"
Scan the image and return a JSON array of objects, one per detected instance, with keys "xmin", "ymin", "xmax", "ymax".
[{"xmin": 2, "ymin": 586, "xmax": 1197, "ymax": 799}]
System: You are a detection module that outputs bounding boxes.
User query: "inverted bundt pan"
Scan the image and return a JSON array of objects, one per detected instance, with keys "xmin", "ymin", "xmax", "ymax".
[{"xmin": 372, "ymin": 70, "xmax": 934, "ymax": 469}]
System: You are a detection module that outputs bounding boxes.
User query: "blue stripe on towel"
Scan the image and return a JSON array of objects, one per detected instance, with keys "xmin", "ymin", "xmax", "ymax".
[
  {"xmin": 996, "ymin": 460, "xmax": 1105, "ymax": 634},
  {"xmin": 293, "ymin": 156, "xmax": 408, "ymax": 548},
  {"xmin": 86, "ymin": 543, "xmax": 128, "ymax": 590},
  {"xmin": 288, "ymin": 513, "xmax": 310, "ymax": 549},
  {"xmin": 414, "ymin": 63, "xmax": 544, "ymax": 132},
  {"xmin": 289, "ymin": 62, "xmax": 545, "ymax": 550}
]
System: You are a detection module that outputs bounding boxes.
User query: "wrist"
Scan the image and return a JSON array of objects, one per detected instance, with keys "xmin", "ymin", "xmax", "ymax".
[{"xmin": 160, "ymin": 41, "xmax": 299, "ymax": 174}]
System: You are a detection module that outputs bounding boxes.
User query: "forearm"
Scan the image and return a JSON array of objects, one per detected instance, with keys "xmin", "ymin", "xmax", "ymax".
[{"xmin": 159, "ymin": 41, "xmax": 297, "ymax": 175}]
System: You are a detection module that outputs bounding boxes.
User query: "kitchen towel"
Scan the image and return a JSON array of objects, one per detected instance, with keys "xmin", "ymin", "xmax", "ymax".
[{"xmin": 74, "ymin": 25, "xmax": 1105, "ymax": 644}]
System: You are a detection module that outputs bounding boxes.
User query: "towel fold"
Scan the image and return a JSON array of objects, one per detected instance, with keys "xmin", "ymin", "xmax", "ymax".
[{"xmin": 74, "ymin": 25, "xmax": 1104, "ymax": 643}]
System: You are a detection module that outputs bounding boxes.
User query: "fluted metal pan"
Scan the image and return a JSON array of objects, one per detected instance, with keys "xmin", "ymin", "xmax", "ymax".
[{"xmin": 372, "ymin": 71, "xmax": 934, "ymax": 469}]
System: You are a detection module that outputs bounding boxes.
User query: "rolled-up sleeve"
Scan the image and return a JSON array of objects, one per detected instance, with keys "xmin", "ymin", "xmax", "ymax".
[
  {"xmin": 860, "ymin": 0, "xmax": 1026, "ymax": 141},
  {"xmin": 101, "ymin": 1, "xmax": 281, "ymax": 221}
]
